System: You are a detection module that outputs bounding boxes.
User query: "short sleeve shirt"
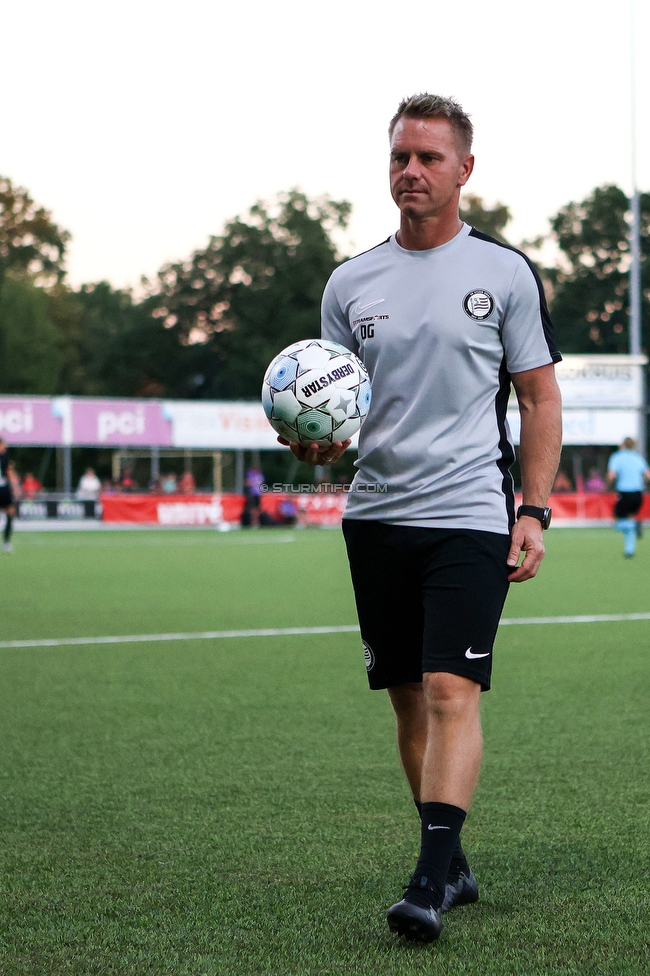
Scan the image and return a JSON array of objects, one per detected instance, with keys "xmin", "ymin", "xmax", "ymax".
[
  {"xmin": 607, "ymin": 450, "xmax": 648, "ymax": 492},
  {"xmin": 321, "ymin": 224, "xmax": 561, "ymax": 534}
]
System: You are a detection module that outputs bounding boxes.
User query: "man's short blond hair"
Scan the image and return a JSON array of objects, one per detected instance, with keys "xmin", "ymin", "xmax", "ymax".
[{"xmin": 389, "ymin": 94, "xmax": 473, "ymax": 156}]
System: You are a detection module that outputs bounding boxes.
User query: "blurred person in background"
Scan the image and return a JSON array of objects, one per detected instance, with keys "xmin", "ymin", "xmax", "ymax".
[
  {"xmin": 584, "ymin": 467, "xmax": 606, "ymax": 493},
  {"xmin": 607, "ymin": 437, "xmax": 650, "ymax": 557},
  {"xmin": 178, "ymin": 470, "xmax": 196, "ymax": 494},
  {"xmin": 21, "ymin": 472, "xmax": 42, "ymax": 498},
  {"xmin": 77, "ymin": 467, "xmax": 102, "ymax": 500},
  {"xmin": 7, "ymin": 461, "xmax": 21, "ymax": 499},
  {"xmin": 241, "ymin": 466, "xmax": 264, "ymax": 527},
  {"xmin": 119, "ymin": 467, "xmax": 138, "ymax": 492},
  {"xmin": 0, "ymin": 440, "xmax": 17, "ymax": 552},
  {"xmin": 161, "ymin": 472, "xmax": 178, "ymax": 493},
  {"xmin": 552, "ymin": 470, "xmax": 572, "ymax": 493}
]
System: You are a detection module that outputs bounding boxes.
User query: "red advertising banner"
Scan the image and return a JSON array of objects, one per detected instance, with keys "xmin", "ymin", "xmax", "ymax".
[
  {"xmin": 101, "ymin": 494, "xmax": 244, "ymax": 524},
  {"xmin": 100, "ymin": 492, "xmax": 348, "ymax": 526},
  {"xmin": 101, "ymin": 492, "xmax": 650, "ymax": 527}
]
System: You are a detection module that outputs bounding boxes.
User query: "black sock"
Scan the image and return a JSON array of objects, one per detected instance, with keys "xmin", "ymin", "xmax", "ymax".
[
  {"xmin": 406, "ymin": 802, "xmax": 466, "ymax": 909},
  {"xmin": 3, "ymin": 514, "xmax": 12, "ymax": 543},
  {"xmin": 414, "ymin": 798, "xmax": 469, "ymax": 878},
  {"xmin": 448, "ymin": 837, "xmax": 470, "ymax": 880}
]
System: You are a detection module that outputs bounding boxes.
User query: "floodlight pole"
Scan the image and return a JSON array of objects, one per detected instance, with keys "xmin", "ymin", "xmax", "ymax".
[
  {"xmin": 630, "ymin": 0, "xmax": 642, "ymax": 358},
  {"xmin": 629, "ymin": 0, "xmax": 645, "ymax": 452}
]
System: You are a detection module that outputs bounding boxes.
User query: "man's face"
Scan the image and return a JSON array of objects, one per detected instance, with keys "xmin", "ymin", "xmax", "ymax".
[{"xmin": 389, "ymin": 116, "xmax": 474, "ymax": 221}]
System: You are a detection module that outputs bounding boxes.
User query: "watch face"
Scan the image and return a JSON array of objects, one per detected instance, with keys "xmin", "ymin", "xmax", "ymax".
[{"xmin": 542, "ymin": 508, "xmax": 552, "ymax": 530}]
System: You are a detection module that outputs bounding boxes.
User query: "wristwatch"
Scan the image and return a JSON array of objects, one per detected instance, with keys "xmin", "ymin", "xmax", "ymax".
[{"xmin": 517, "ymin": 505, "xmax": 552, "ymax": 530}]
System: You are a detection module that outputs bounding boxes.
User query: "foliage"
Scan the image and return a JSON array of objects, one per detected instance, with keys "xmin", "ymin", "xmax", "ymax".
[
  {"xmin": 460, "ymin": 194, "xmax": 511, "ymax": 242},
  {"xmin": 542, "ymin": 185, "xmax": 650, "ymax": 353},
  {"xmin": 0, "ymin": 176, "xmax": 70, "ymax": 286},
  {"xmin": 154, "ymin": 190, "xmax": 351, "ymax": 398},
  {"xmin": 73, "ymin": 282, "xmax": 182, "ymax": 397},
  {"xmin": 0, "ymin": 274, "xmax": 64, "ymax": 393}
]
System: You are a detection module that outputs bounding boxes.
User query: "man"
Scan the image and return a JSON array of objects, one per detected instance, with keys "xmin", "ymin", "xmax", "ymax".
[
  {"xmin": 279, "ymin": 94, "xmax": 562, "ymax": 942},
  {"xmin": 0, "ymin": 439, "xmax": 17, "ymax": 552},
  {"xmin": 606, "ymin": 437, "xmax": 649, "ymax": 558}
]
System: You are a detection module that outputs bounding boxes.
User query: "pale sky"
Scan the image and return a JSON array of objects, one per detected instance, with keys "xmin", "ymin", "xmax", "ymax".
[{"xmin": 4, "ymin": 0, "xmax": 648, "ymax": 291}]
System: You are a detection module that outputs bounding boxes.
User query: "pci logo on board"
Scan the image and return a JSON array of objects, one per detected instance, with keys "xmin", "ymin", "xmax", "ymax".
[
  {"xmin": 0, "ymin": 404, "xmax": 33, "ymax": 434},
  {"xmin": 97, "ymin": 408, "xmax": 145, "ymax": 442}
]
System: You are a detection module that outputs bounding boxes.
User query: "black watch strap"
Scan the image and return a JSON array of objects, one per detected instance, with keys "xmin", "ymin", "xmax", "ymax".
[{"xmin": 517, "ymin": 505, "xmax": 552, "ymax": 530}]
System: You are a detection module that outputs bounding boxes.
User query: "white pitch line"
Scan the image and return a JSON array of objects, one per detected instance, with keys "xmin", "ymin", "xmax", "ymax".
[
  {"xmin": 0, "ymin": 613, "xmax": 650, "ymax": 650},
  {"xmin": 499, "ymin": 612, "xmax": 650, "ymax": 626},
  {"xmin": 0, "ymin": 625, "xmax": 361, "ymax": 650}
]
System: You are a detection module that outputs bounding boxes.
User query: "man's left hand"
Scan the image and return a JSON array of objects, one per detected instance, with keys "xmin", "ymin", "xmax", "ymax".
[
  {"xmin": 277, "ymin": 436, "xmax": 351, "ymax": 467},
  {"xmin": 507, "ymin": 515, "xmax": 545, "ymax": 582}
]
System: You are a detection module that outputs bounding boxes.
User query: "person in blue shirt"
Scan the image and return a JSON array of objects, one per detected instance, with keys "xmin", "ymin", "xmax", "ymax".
[{"xmin": 606, "ymin": 438, "xmax": 650, "ymax": 557}]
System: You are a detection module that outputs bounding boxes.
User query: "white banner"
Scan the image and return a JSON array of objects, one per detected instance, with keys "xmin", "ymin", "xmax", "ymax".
[
  {"xmin": 508, "ymin": 407, "xmax": 642, "ymax": 446},
  {"xmin": 162, "ymin": 400, "xmax": 361, "ymax": 450},
  {"xmin": 553, "ymin": 355, "xmax": 646, "ymax": 408}
]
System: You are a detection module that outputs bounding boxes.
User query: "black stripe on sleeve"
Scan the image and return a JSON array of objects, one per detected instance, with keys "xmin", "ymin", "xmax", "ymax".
[
  {"xmin": 468, "ymin": 227, "xmax": 562, "ymax": 364},
  {"xmin": 495, "ymin": 355, "xmax": 516, "ymax": 529}
]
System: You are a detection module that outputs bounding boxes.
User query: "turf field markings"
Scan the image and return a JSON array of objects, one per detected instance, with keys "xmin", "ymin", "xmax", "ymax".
[
  {"xmin": 499, "ymin": 612, "xmax": 650, "ymax": 625},
  {"xmin": 0, "ymin": 625, "xmax": 361, "ymax": 649},
  {"xmin": 16, "ymin": 532, "xmax": 297, "ymax": 548},
  {"xmin": 2, "ymin": 613, "xmax": 650, "ymax": 650}
]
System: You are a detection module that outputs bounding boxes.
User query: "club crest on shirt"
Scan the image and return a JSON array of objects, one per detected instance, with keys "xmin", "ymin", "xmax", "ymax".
[{"xmin": 463, "ymin": 290, "xmax": 495, "ymax": 320}]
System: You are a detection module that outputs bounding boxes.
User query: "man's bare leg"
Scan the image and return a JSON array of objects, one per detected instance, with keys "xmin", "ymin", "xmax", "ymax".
[
  {"xmin": 420, "ymin": 672, "xmax": 482, "ymax": 808},
  {"xmin": 387, "ymin": 674, "xmax": 481, "ymax": 806},
  {"xmin": 387, "ymin": 671, "xmax": 481, "ymax": 937},
  {"xmin": 387, "ymin": 682, "xmax": 427, "ymax": 800}
]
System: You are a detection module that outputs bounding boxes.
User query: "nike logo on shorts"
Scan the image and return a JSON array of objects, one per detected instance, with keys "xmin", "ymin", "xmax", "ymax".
[{"xmin": 465, "ymin": 647, "xmax": 490, "ymax": 659}]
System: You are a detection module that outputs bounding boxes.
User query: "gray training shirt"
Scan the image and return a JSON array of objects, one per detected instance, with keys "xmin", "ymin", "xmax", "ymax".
[{"xmin": 321, "ymin": 223, "xmax": 561, "ymax": 535}]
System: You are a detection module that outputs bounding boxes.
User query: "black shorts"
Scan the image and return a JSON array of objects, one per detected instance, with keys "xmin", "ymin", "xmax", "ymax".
[
  {"xmin": 0, "ymin": 486, "xmax": 13, "ymax": 509},
  {"xmin": 342, "ymin": 520, "xmax": 511, "ymax": 692},
  {"xmin": 614, "ymin": 492, "xmax": 643, "ymax": 519}
]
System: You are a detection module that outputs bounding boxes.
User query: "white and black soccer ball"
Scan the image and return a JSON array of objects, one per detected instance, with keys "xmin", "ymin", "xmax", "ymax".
[{"xmin": 262, "ymin": 339, "xmax": 372, "ymax": 447}]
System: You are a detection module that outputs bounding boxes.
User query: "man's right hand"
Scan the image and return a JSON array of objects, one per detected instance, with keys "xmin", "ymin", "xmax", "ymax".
[{"xmin": 277, "ymin": 436, "xmax": 351, "ymax": 467}]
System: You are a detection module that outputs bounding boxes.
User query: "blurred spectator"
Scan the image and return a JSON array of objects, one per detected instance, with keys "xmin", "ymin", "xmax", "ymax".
[
  {"xmin": 178, "ymin": 471, "xmax": 196, "ymax": 494},
  {"xmin": 77, "ymin": 467, "xmax": 101, "ymax": 499},
  {"xmin": 101, "ymin": 479, "xmax": 115, "ymax": 494},
  {"xmin": 241, "ymin": 466, "xmax": 264, "ymax": 527},
  {"xmin": 278, "ymin": 497, "xmax": 298, "ymax": 526},
  {"xmin": 552, "ymin": 470, "xmax": 573, "ymax": 493},
  {"xmin": 119, "ymin": 467, "xmax": 138, "ymax": 492},
  {"xmin": 21, "ymin": 471, "xmax": 42, "ymax": 498},
  {"xmin": 7, "ymin": 461, "xmax": 21, "ymax": 499},
  {"xmin": 161, "ymin": 472, "xmax": 178, "ymax": 493},
  {"xmin": 584, "ymin": 467, "xmax": 606, "ymax": 493}
]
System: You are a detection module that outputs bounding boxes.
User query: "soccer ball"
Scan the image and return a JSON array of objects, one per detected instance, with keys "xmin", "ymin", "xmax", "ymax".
[{"xmin": 262, "ymin": 339, "xmax": 372, "ymax": 447}]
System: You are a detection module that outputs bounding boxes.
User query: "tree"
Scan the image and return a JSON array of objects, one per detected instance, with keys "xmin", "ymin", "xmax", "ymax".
[
  {"xmin": 154, "ymin": 190, "xmax": 351, "ymax": 399},
  {"xmin": 541, "ymin": 185, "xmax": 650, "ymax": 353},
  {"xmin": 459, "ymin": 194, "xmax": 511, "ymax": 242},
  {"xmin": 73, "ymin": 282, "xmax": 182, "ymax": 397},
  {"xmin": 0, "ymin": 176, "xmax": 70, "ymax": 286},
  {"xmin": 0, "ymin": 274, "xmax": 64, "ymax": 393}
]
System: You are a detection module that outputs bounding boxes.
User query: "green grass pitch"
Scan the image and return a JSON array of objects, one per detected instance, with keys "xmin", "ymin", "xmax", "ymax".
[{"xmin": 0, "ymin": 527, "xmax": 648, "ymax": 975}]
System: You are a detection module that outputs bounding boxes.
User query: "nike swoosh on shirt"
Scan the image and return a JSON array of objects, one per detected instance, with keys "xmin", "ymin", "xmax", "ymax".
[
  {"xmin": 465, "ymin": 647, "xmax": 490, "ymax": 659},
  {"xmin": 353, "ymin": 299, "xmax": 385, "ymax": 315}
]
